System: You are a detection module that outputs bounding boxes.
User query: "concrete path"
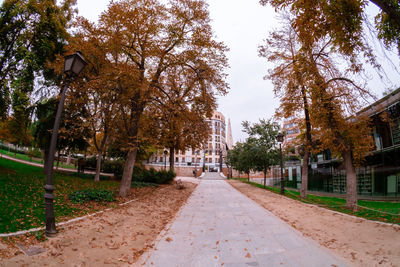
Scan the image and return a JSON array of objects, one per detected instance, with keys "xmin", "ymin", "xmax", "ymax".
[
  {"xmin": 138, "ymin": 173, "xmax": 348, "ymax": 267},
  {"xmin": 200, "ymin": 171, "xmax": 225, "ymax": 180}
]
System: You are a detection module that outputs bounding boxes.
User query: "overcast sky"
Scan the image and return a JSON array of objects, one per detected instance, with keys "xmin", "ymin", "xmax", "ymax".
[{"xmin": 28, "ymin": 0, "xmax": 390, "ymax": 143}]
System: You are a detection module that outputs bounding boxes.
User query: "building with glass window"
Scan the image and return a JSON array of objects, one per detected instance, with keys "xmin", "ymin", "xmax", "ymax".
[
  {"xmin": 280, "ymin": 89, "xmax": 400, "ymax": 198},
  {"xmin": 147, "ymin": 111, "xmax": 229, "ymax": 173}
]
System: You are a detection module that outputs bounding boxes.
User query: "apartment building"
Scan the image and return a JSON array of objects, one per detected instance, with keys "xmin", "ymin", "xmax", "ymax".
[{"xmin": 148, "ymin": 111, "xmax": 229, "ymax": 172}]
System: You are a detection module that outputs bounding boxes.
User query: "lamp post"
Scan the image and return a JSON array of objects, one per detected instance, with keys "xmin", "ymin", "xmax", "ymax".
[
  {"xmin": 44, "ymin": 51, "xmax": 87, "ymax": 237},
  {"xmin": 276, "ymin": 132, "xmax": 285, "ymax": 195},
  {"xmin": 163, "ymin": 149, "xmax": 168, "ymax": 170}
]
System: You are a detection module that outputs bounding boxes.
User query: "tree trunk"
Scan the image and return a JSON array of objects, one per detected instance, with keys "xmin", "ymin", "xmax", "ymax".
[
  {"xmin": 343, "ymin": 149, "xmax": 358, "ymax": 211},
  {"xmin": 169, "ymin": 147, "xmax": 175, "ymax": 172},
  {"xmin": 56, "ymin": 150, "xmax": 60, "ymax": 169},
  {"xmin": 263, "ymin": 170, "xmax": 266, "ymax": 188},
  {"xmin": 247, "ymin": 172, "xmax": 250, "ymax": 182},
  {"xmin": 66, "ymin": 150, "xmax": 71, "ymax": 165},
  {"xmin": 94, "ymin": 151, "xmax": 102, "ymax": 182},
  {"xmin": 94, "ymin": 129, "xmax": 107, "ymax": 182},
  {"xmin": 300, "ymin": 84, "xmax": 312, "ymax": 199},
  {"xmin": 119, "ymin": 149, "xmax": 138, "ymax": 197},
  {"xmin": 300, "ymin": 149, "xmax": 309, "ymax": 199}
]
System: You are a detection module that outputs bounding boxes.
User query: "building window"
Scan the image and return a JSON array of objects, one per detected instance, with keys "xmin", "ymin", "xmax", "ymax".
[{"xmin": 175, "ymin": 157, "xmax": 178, "ymax": 162}]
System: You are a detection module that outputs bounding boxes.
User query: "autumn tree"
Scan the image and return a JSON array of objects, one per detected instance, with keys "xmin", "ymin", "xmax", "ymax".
[
  {"xmin": 260, "ymin": 13, "xmax": 374, "ymax": 209},
  {"xmin": 260, "ymin": 0, "xmax": 400, "ymax": 55},
  {"xmin": 67, "ymin": 18, "xmax": 118, "ymax": 181},
  {"xmin": 81, "ymin": 0, "xmax": 229, "ymax": 197},
  {"xmin": 150, "ymin": 65, "xmax": 215, "ymax": 171},
  {"xmin": 259, "ymin": 18, "xmax": 314, "ymax": 199}
]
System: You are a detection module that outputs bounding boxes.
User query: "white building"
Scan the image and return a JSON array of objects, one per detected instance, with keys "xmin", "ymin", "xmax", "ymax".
[{"xmin": 149, "ymin": 111, "xmax": 229, "ymax": 172}]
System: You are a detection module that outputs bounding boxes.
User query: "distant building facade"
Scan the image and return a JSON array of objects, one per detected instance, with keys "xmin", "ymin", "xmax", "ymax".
[
  {"xmin": 281, "ymin": 89, "xmax": 400, "ymax": 198},
  {"xmin": 147, "ymin": 111, "xmax": 230, "ymax": 174}
]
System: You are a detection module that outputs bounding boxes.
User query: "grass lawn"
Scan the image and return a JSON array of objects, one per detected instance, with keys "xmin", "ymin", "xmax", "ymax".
[
  {"xmin": 0, "ymin": 158, "xmax": 121, "ymax": 234},
  {"xmin": 0, "ymin": 149, "xmax": 77, "ymax": 169},
  {"xmin": 233, "ymin": 178, "xmax": 400, "ymax": 225}
]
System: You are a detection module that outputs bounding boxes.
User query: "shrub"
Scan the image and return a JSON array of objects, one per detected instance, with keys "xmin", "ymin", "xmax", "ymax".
[
  {"xmin": 84, "ymin": 157, "xmax": 124, "ymax": 179},
  {"xmin": 84, "ymin": 157, "xmax": 98, "ymax": 169},
  {"xmin": 0, "ymin": 143, "xmax": 26, "ymax": 155},
  {"xmin": 102, "ymin": 159, "xmax": 124, "ymax": 179},
  {"xmin": 132, "ymin": 167, "xmax": 176, "ymax": 184},
  {"xmin": 69, "ymin": 188, "xmax": 115, "ymax": 203},
  {"xmin": 26, "ymin": 147, "xmax": 42, "ymax": 159},
  {"xmin": 155, "ymin": 169, "xmax": 176, "ymax": 184}
]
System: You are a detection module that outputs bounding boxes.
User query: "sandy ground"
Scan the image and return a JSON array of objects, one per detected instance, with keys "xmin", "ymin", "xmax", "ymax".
[
  {"xmin": 228, "ymin": 180, "xmax": 400, "ymax": 267},
  {"xmin": 0, "ymin": 180, "xmax": 196, "ymax": 267}
]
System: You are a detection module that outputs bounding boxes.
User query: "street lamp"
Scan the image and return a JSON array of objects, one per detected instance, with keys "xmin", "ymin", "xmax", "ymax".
[
  {"xmin": 44, "ymin": 51, "xmax": 87, "ymax": 237},
  {"xmin": 276, "ymin": 132, "xmax": 285, "ymax": 195},
  {"xmin": 163, "ymin": 149, "xmax": 168, "ymax": 170}
]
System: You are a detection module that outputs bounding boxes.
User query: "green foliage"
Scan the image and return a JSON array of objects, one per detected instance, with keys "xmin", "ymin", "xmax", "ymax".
[
  {"xmin": 228, "ymin": 119, "xmax": 281, "ymax": 177},
  {"xmin": 26, "ymin": 147, "xmax": 42, "ymax": 159},
  {"xmin": 101, "ymin": 159, "xmax": 125, "ymax": 179},
  {"xmin": 32, "ymin": 98, "xmax": 57, "ymax": 152},
  {"xmin": 0, "ymin": 0, "xmax": 76, "ymax": 118},
  {"xmin": 132, "ymin": 167, "xmax": 176, "ymax": 184},
  {"xmin": 0, "ymin": 142, "xmax": 26, "ymax": 155},
  {"xmin": 242, "ymin": 119, "xmax": 281, "ymax": 175},
  {"xmin": 85, "ymin": 157, "xmax": 176, "ymax": 184},
  {"xmin": 34, "ymin": 230, "xmax": 47, "ymax": 242},
  {"xmin": 375, "ymin": 5, "xmax": 400, "ymax": 54},
  {"xmin": 69, "ymin": 188, "xmax": 115, "ymax": 204},
  {"xmin": 7, "ymin": 88, "xmax": 33, "ymax": 147}
]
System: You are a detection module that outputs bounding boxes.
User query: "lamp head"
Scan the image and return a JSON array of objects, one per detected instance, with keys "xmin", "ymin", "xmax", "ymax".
[
  {"xmin": 64, "ymin": 51, "xmax": 87, "ymax": 77},
  {"xmin": 276, "ymin": 132, "xmax": 284, "ymax": 143}
]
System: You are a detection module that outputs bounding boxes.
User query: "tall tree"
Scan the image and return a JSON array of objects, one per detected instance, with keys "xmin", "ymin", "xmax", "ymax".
[
  {"xmin": 259, "ymin": 18, "xmax": 314, "ymax": 199},
  {"xmin": 7, "ymin": 86, "xmax": 33, "ymax": 151},
  {"xmin": 150, "ymin": 65, "xmax": 215, "ymax": 171},
  {"xmin": 83, "ymin": 0, "xmax": 229, "ymax": 197},
  {"xmin": 0, "ymin": 0, "xmax": 76, "ymax": 118},
  {"xmin": 259, "ymin": 6, "xmax": 376, "ymax": 209},
  {"xmin": 67, "ymin": 18, "xmax": 118, "ymax": 181}
]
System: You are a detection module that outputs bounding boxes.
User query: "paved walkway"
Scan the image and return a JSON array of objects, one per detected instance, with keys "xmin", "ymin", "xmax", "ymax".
[
  {"xmin": 200, "ymin": 171, "xmax": 226, "ymax": 180},
  {"xmin": 138, "ymin": 173, "xmax": 348, "ymax": 267}
]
